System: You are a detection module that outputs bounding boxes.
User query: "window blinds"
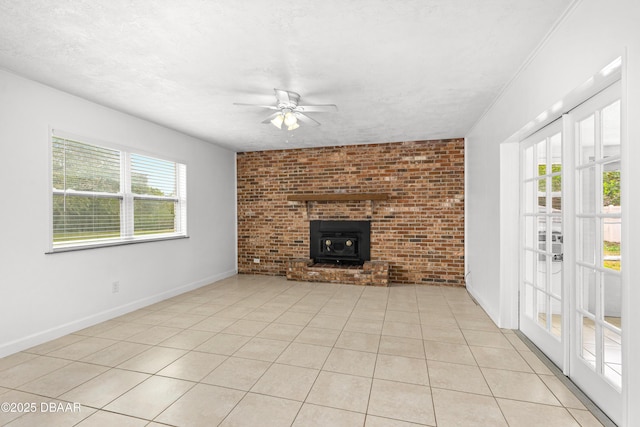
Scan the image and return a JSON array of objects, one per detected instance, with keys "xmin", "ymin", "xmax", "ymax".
[
  {"xmin": 51, "ymin": 134, "xmax": 187, "ymax": 250},
  {"xmin": 131, "ymin": 154, "xmax": 178, "ymax": 235},
  {"xmin": 52, "ymin": 137, "xmax": 122, "ymax": 244}
]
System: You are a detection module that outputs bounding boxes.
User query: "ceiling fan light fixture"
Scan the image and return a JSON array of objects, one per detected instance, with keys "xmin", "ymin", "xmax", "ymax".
[
  {"xmin": 270, "ymin": 113, "xmax": 284, "ymax": 129},
  {"xmin": 235, "ymin": 89, "xmax": 337, "ymax": 130},
  {"xmin": 283, "ymin": 111, "xmax": 297, "ymax": 127}
]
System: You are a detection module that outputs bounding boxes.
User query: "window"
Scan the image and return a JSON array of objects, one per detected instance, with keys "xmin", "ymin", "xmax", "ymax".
[{"xmin": 50, "ymin": 132, "xmax": 187, "ymax": 251}]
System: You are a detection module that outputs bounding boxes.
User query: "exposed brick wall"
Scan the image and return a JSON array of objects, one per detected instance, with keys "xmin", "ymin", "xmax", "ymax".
[{"xmin": 236, "ymin": 139, "xmax": 465, "ymax": 286}]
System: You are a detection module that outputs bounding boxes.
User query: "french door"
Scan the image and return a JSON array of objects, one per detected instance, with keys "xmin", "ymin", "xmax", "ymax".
[
  {"xmin": 520, "ymin": 119, "xmax": 565, "ymax": 368},
  {"xmin": 520, "ymin": 81, "xmax": 623, "ymax": 425},
  {"xmin": 569, "ymin": 81, "xmax": 622, "ymax": 424}
]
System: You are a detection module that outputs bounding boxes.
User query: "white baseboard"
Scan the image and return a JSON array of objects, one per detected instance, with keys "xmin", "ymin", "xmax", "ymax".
[
  {"xmin": 465, "ymin": 284, "xmax": 502, "ymax": 328},
  {"xmin": 0, "ymin": 269, "xmax": 237, "ymax": 358}
]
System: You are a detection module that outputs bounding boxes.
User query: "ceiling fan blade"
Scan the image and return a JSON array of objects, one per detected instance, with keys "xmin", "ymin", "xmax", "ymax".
[
  {"xmin": 296, "ymin": 104, "xmax": 338, "ymax": 113},
  {"xmin": 274, "ymin": 89, "xmax": 301, "ymax": 106},
  {"xmin": 261, "ymin": 112, "xmax": 282, "ymax": 124},
  {"xmin": 233, "ymin": 103, "xmax": 278, "ymax": 110},
  {"xmin": 295, "ymin": 112, "xmax": 321, "ymax": 127},
  {"xmin": 274, "ymin": 89, "xmax": 291, "ymax": 104}
]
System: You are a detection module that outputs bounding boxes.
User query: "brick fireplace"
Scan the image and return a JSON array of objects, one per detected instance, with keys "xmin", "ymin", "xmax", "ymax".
[{"xmin": 236, "ymin": 139, "xmax": 465, "ymax": 286}]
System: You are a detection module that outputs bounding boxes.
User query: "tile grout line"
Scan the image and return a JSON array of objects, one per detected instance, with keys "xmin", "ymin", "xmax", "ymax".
[
  {"xmin": 363, "ymin": 283, "xmax": 389, "ymax": 426},
  {"xmin": 214, "ymin": 279, "xmax": 319, "ymax": 427},
  {"xmin": 445, "ymin": 288, "xmax": 512, "ymax": 427}
]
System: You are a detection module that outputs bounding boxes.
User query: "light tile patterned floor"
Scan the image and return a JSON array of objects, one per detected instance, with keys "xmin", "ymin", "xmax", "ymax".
[{"xmin": 0, "ymin": 274, "xmax": 605, "ymax": 426}]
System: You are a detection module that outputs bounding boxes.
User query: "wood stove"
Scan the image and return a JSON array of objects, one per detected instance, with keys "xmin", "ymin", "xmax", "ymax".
[{"xmin": 310, "ymin": 220, "xmax": 371, "ymax": 265}]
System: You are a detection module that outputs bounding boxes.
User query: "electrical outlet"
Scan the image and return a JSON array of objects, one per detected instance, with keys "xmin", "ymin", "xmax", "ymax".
[
  {"xmin": 253, "ymin": 258, "xmax": 260, "ymax": 264},
  {"xmin": 112, "ymin": 281, "xmax": 120, "ymax": 293}
]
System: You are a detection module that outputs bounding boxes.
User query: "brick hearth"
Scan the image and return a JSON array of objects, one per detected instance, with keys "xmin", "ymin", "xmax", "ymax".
[{"xmin": 287, "ymin": 259, "xmax": 389, "ymax": 286}]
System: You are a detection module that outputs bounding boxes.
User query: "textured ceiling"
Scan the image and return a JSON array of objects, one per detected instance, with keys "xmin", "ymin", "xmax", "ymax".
[{"xmin": 0, "ymin": 0, "xmax": 572, "ymax": 152}]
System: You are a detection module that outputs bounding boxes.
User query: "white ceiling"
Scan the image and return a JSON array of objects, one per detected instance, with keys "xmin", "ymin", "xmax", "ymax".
[{"xmin": 0, "ymin": 0, "xmax": 572, "ymax": 152}]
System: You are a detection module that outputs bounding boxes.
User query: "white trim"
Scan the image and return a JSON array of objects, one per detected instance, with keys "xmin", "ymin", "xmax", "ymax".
[
  {"xmin": 619, "ymin": 46, "xmax": 630, "ymax": 427},
  {"xmin": 122, "ymin": 149, "xmax": 133, "ymax": 238},
  {"xmin": 499, "ymin": 141, "xmax": 520, "ymax": 329},
  {"xmin": 46, "ymin": 234, "xmax": 189, "ymax": 254},
  {"xmin": 46, "ymin": 126, "xmax": 55, "ymax": 254},
  {"xmin": 177, "ymin": 162, "xmax": 188, "ymax": 236},
  {"xmin": 234, "ymin": 152, "xmax": 239, "ymax": 272},
  {"xmin": 466, "ymin": 283, "xmax": 501, "ymax": 327},
  {"xmin": 464, "ymin": 138, "xmax": 469, "ymax": 294},
  {"xmin": 0, "ymin": 269, "xmax": 238, "ymax": 358},
  {"xmin": 562, "ymin": 112, "xmax": 575, "ymax": 376}
]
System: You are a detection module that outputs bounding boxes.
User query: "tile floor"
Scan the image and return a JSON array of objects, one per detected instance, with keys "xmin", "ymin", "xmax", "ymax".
[{"xmin": 0, "ymin": 274, "xmax": 606, "ymax": 426}]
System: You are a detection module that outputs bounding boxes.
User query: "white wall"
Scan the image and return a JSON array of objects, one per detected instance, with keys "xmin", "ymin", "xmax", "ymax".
[
  {"xmin": 0, "ymin": 69, "xmax": 238, "ymax": 357},
  {"xmin": 465, "ymin": 0, "xmax": 640, "ymax": 424}
]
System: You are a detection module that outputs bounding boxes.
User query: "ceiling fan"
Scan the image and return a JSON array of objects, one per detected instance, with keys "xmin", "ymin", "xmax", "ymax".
[{"xmin": 234, "ymin": 89, "xmax": 338, "ymax": 130}]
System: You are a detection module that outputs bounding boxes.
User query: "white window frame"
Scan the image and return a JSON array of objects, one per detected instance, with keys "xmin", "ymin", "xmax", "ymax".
[{"xmin": 47, "ymin": 129, "xmax": 188, "ymax": 253}]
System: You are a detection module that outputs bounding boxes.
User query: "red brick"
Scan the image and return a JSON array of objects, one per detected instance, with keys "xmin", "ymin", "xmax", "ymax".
[{"xmin": 237, "ymin": 139, "xmax": 465, "ymax": 286}]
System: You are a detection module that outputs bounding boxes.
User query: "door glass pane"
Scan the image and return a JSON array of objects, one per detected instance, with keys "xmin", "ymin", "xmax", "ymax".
[
  {"xmin": 602, "ymin": 161, "xmax": 621, "ymax": 272},
  {"xmin": 603, "ymin": 272, "xmax": 622, "ymax": 328},
  {"xmin": 581, "ymin": 316, "xmax": 597, "ymax": 368},
  {"xmin": 550, "ymin": 253, "xmax": 562, "ymax": 298},
  {"xmin": 537, "ymin": 179, "xmax": 547, "ymax": 212},
  {"xmin": 602, "ymin": 100, "xmax": 621, "ymax": 159},
  {"xmin": 538, "ymin": 218, "xmax": 548, "ymax": 253},
  {"xmin": 603, "ymin": 220, "xmax": 621, "ymax": 271},
  {"xmin": 578, "ymin": 218, "xmax": 596, "ymax": 264},
  {"xmin": 537, "ymin": 254, "xmax": 548, "ymax": 291},
  {"xmin": 604, "ymin": 330, "xmax": 622, "ymax": 389},
  {"xmin": 602, "ymin": 161, "xmax": 621, "ymax": 209},
  {"xmin": 551, "ymin": 218, "xmax": 563, "ymax": 260},
  {"xmin": 579, "ymin": 167, "xmax": 596, "ymax": 213},
  {"xmin": 551, "ymin": 176, "xmax": 562, "ymax": 212},
  {"xmin": 538, "ymin": 176, "xmax": 547, "ymax": 195},
  {"xmin": 537, "ymin": 141, "xmax": 547, "ymax": 176},
  {"xmin": 579, "ymin": 267, "xmax": 597, "ymax": 315},
  {"xmin": 536, "ymin": 289, "xmax": 548, "ymax": 329},
  {"xmin": 524, "ymin": 216, "xmax": 535, "ymax": 248},
  {"xmin": 550, "ymin": 297, "xmax": 562, "ymax": 338},
  {"xmin": 550, "ymin": 132, "xmax": 563, "ymax": 210},
  {"xmin": 578, "ymin": 114, "xmax": 595, "ymax": 165}
]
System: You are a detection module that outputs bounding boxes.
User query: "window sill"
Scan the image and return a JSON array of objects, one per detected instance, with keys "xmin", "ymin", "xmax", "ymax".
[{"xmin": 46, "ymin": 234, "xmax": 189, "ymax": 254}]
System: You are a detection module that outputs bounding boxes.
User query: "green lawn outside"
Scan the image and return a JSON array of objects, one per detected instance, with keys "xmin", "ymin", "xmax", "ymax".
[{"xmin": 604, "ymin": 240, "xmax": 621, "ymax": 271}]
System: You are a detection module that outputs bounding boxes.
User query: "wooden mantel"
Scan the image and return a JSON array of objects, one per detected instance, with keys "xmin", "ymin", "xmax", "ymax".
[
  {"xmin": 287, "ymin": 193, "xmax": 388, "ymax": 219},
  {"xmin": 286, "ymin": 193, "xmax": 389, "ymax": 202}
]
